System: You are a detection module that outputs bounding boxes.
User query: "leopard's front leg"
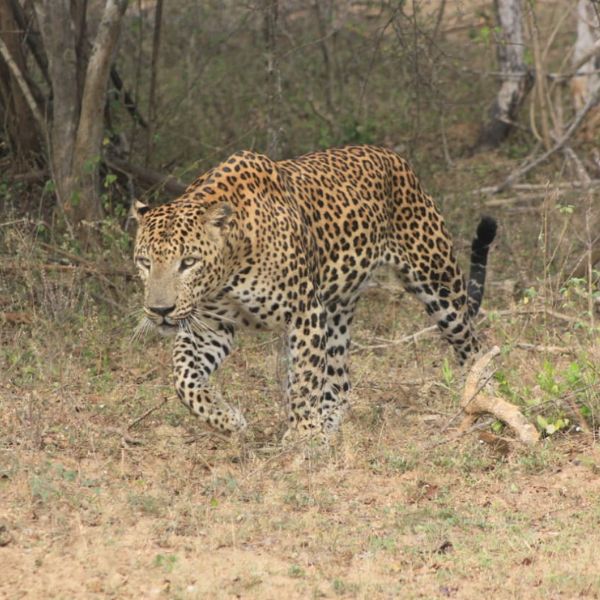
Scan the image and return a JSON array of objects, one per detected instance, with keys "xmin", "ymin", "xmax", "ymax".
[
  {"xmin": 173, "ymin": 323, "xmax": 246, "ymax": 433},
  {"xmin": 284, "ymin": 294, "xmax": 328, "ymax": 438}
]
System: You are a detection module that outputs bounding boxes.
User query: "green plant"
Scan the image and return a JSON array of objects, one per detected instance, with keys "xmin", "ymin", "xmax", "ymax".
[
  {"xmin": 288, "ymin": 564, "xmax": 305, "ymax": 578},
  {"xmin": 153, "ymin": 554, "xmax": 178, "ymax": 573},
  {"xmin": 441, "ymin": 358, "xmax": 454, "ymax": 388}
]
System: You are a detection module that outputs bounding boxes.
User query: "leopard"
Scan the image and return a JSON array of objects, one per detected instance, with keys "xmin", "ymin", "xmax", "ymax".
[{"xmin": 132, "ymin": 145, "xmax": 496, "ymax": 439}]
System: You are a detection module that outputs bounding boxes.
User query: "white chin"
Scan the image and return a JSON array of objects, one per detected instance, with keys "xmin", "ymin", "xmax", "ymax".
[{"xmin": 157, "ymin": 323, "xmax": 179, "ymax": 337}]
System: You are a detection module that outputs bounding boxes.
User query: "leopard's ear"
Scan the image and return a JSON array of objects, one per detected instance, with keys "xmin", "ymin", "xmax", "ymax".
[
  {"xmin": 203, "ymin": 202, "xmax": 233, "ymax": 229},
  {"xmin": 131, "ymin": 200, "xmax": 150, "ymax": 222}
]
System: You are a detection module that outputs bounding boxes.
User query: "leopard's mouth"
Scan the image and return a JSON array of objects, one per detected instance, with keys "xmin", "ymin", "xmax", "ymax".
[
  {"xmin": 147, "ymin": 312, "xmax": 193, "ymax": 335},
  {"xmin": 156, "ymin": 321, "xmax": 179, "ymax": 337}
]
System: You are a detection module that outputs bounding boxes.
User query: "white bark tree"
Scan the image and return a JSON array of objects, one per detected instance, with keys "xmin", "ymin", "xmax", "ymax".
[
  {"xmin": 476, "ymin": 0, "xmax": 533, "ymax": 149},
  {"xmin": 571, "ymin": 0, "xmax": 600, "ymax": 113}
]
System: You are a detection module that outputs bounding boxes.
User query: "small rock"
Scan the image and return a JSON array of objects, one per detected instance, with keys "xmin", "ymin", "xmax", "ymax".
[{"xmin": 0, "ymin": 524, "xmax": 13, "ymax": 547}]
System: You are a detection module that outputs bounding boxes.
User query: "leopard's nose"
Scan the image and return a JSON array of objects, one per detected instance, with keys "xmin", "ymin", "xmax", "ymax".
[{"xmin": 148, "ymin": 305, "xmax": 175, "ymax": 317}]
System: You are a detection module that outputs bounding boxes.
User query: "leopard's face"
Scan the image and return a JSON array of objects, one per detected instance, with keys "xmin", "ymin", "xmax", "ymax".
[{"xmin": 132, "ymin": 200, "xmax": 232, "ymax": 334}]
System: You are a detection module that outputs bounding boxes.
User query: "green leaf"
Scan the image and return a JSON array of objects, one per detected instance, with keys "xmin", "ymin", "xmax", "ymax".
[
  {"xmin": 536, "ymin": 415, "xmax": 548, "ymax": 430},
  {"xmin": 104, "ymin": 173, "xmax": 118, "ymax": 188}
]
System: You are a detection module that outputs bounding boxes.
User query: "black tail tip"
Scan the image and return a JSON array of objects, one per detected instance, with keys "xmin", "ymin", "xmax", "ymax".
[{"xmin": 475, "ymin": 216, "xmax": 497, "ymax": 247}]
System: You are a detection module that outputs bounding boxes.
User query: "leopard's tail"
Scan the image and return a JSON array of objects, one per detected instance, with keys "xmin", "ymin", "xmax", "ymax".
[{"xmin": 467, "ymin": 216, "xmax": 497, "ymax": 317}]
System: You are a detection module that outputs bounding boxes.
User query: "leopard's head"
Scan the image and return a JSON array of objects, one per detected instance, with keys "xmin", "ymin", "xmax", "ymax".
[{"xmin": 132, "ymin": 199, "xmax": 233, "ymax": 335}]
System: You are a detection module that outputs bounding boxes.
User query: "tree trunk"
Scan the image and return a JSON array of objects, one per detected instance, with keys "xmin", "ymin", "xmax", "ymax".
[
  {"xmin": 34, "ymin": 0, "xmax": 80, "ymax": 214},
  {"xmin": 571, "ymin": 1, "xmax": 600, "ymax": 116},
  {"xmin": 71, "ymin": 0, "xmax": 128, "ymax": 225},
  {"xmin": 33, "ymin": 0, "xmax": 128, "ymax": 241},
  {"xmin": 263, "ymin": 0, "xmax": 283, "ymax": 159},
  {"xmin": 475, "ymin": 0, "xmax": 533, "ymax": 150},
  {"xmin": 570, "ymin": 2, "xmax": 600, "ymax": 275},
  {"xmin": 313, "ymin": 0, "xmax": 336, "ymax": 117}
]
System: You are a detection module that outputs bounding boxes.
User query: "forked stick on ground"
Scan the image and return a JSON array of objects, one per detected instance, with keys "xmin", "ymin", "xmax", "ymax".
[{"xmin": 458, "ymin": 346, "xmax": 540, "ymax": 445}]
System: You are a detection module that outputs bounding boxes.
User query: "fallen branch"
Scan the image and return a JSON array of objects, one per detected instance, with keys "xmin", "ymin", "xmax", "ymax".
[
  {"xmin": 495, "ymin": 85, "xmax": 600, "ymax": 193},
  {"xmin": 10, "ymin": 170, "xmax": 47, "ymax": 183},
  {"xmin": 484, "ymin": 193, "xmax": 551, "ymax": 207},
  {"xmin": 515, "ymin": 342, "xmax": 573, "ymax": 354},
  {"xmin": 0, "ymin": 259, "xmax": 133, "ymax": 280},
  {"xmin": 488, "ymin": 307, "xmax": 581, "ymax": 325},
  {"xmin": 106, "ymin": 156, "xmax": 186, "ymax": 196},
  {"xmin": 474, "ymin": 179, "xmax": 600, "ymax": 195},
  {"xmin": 351, "ymin": 325, "xmax": 437, "ymax": 351},
  {"xmin": 527, "ymin": 307, "xmax": 581, "ymax": 324},
  {"xmin": 0, "ymin": 311, "xmax": 32, "ymax": 324},
  {"xmin": 458, "ymin": 346, "xmax": 540, "ymax": 445}
]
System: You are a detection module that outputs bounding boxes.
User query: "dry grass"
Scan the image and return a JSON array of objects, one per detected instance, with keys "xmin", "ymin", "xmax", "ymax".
[{"xmin": 1, "ymin": 168, "xmax": 599, "ymax": 599}]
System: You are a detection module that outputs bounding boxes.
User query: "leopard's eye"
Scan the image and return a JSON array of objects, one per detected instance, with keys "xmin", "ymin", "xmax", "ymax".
[
  {"xmin": 180, "ymin": 257, "xmax": 198, "ymax": 271},
  {"xmin": 136, "ymin": 256, "xmax": 151, "ymax": 270}
]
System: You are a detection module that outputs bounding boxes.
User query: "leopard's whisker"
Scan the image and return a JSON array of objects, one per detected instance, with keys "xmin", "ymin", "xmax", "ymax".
[
  {"xmin": 127, "ymin": 307, "xmax": 146, "ymax": 319},
  {"xmin": 192, "ymin": 309, "xmax": 225, "ymax": 333},
  {"xmin": 193, "ymin": 313, "xmax": 220, "ymax": 336},
  {"xmin": 183, "ymin": 318, "xmax": 195, "ymax": 337},
  {"xmin": 197, "ymin": 309, "xmax": 236, "ymax": 324},
  {"xmin": 189, "ymin": 313, "xmax": 210, "ymax": 335},
  {"xmin": 131, "ymin": 316, "xmax": 152, "ymax": 344}
]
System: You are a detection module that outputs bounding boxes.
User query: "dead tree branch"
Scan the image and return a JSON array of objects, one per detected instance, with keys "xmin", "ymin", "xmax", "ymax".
[
  {"xmin": 145, "ymin": 0, "xmax": 163, "ymax": 164},
  {"xmin": 110, "ymin": 66, "xmax": 148, "ymax": 128},
  {"xmin": 495, "ymin": 85, "xmax": 600, "ymax": 192},
  {"xmin": 106, "ymin": 156, "xmax": 186, "ymax": 196},
  {"xmin": 0, "ymin": 37, "xmax": 45, "ymax": 132},
  {"xmin": 458, "ymin": 346, "xmax": 540, "ymax": 445}
]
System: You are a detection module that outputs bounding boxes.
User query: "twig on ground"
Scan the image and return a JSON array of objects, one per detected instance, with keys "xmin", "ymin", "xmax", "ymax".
[
  {"xmin": 515, "ymin": 342, "xmax": 573, "ymax": 354},
  {"xmin": 128, "ymin": 396, "xmax": 170, "ymax": 431},
  {"xmin": 106, "ymin": 427, "xmax": 144, "ymax": 446},
  {"xmin": 184, "ymin": 431, "xmax": 235, "ymax": 445},
  {"xmin": 487, "ymin": 307, "xmax": 581, "ymax": 324},
  {"xmin": 352, "ymin": 324, "xmax": 437, "ymax": 351},
  {"xmin": 484, "ymin": 193, "xmax": 549, "ymax": 207},
  {"xmin": 423, "ymin": 417, "xmax": 495, "ymax": 450},
  {"xmin": 473, "ymin": 180, "xmax": 600, "ymax": 195},
  {"xmin": 105, "ymin": 396, "xmax": 171, "ymax": 447}
]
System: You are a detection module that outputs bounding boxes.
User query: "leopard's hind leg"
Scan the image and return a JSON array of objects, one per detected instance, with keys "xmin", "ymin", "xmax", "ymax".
[{"xmin": 320, "ymin": 296, "xmax": 359, "ymax": 433}]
